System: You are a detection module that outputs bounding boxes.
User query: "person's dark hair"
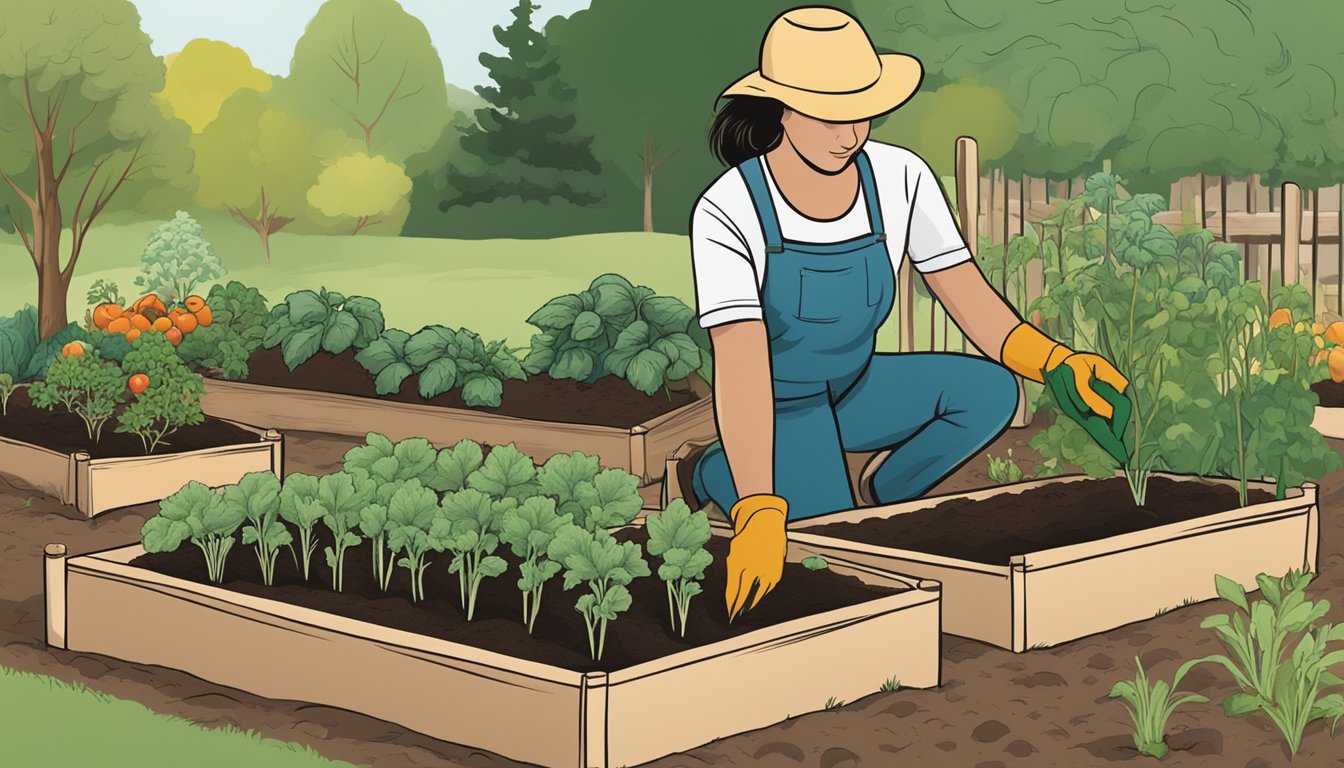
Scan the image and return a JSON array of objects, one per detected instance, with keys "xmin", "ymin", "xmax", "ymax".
[{"xmin": 709, "ymin": 96, "xmax": 786, "ymax": 167}]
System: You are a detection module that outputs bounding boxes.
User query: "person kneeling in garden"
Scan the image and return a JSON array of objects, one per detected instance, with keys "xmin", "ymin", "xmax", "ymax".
[{"xmin": 689, "ymin": 8, "xmax": 1130, "ymax": 620}]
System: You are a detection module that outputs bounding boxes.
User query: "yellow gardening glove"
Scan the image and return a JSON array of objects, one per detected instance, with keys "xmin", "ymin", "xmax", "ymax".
[
  {"xmin": 1000, "ymin": 322, "xmax": 1130, "ymax": 419},
  {"xmin": 724, "ymin": 494, "xmax": 787, "ymax": 621}
]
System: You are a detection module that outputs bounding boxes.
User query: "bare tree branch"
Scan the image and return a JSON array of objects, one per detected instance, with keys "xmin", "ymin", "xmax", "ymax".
[{"xmin": 0, "ymin": 169, "xmax": 39, "ymax": 215}]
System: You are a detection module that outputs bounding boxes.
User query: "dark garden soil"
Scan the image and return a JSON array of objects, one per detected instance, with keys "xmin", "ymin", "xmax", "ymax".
[
  {"xmin": 0, "ymin": 388, "xmax": 262, "ymax": 459},
  {"xmin": 225, "ymin": 346, "xmax": 699, "ymax": 429},
  {"xmin": 804, "ymin": 476, "xmax": 1276, "ymax": 565},
  {"xmin": 129, "ymin": 526, "xmax": 896, "ymax": 673},
  {"xmin": 4, "ymin": 422, "xmax": 1344, "ymax": 767},
  {"xmin": 1311, "ymin": 378, "xmax": 1344, "ymax": 408}
]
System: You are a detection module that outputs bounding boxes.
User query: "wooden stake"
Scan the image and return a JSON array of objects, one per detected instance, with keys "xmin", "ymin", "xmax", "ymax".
[{"xmin": 1283, "ymin": 182, "xmax": 1303, "ymax": 288}]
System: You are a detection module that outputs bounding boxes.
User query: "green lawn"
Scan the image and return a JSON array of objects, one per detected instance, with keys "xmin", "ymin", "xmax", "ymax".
[
  {"xmin": 0, "ymin": 666, "xmax": 365, "ymax": 767},
  {"xmin": 0, "ymin": 209, "xmax": 957, "ymax": 352}
]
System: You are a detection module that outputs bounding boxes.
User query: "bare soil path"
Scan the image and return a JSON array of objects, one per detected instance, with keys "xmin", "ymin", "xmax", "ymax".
[{"xmin": 2, "ymin": 422, "xmax": 1342, "ymax": 767}]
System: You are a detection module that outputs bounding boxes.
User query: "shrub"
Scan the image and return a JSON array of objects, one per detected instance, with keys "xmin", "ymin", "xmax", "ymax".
[
  {"xmin": 439, "ymin": 488, "xmax": 511, "ymax": 619},
  {"xmin": 28, "ymin": 351, "xmax": 126, "ymax": 442},
  {"xmin": 499, "ymin": 496, "xmax": 569, "ymax": 633},
  {"xmin": 646, "ymin": 500, "xmax": 712, "ymax": 637},
  {"xmin": 115, "ymin": 333, "xmax": 205, "ymax": 453},
  {"xmin": 402, "ymin": 325, "xmax": 526, "ymax": 406},
  {"xmin": 225, "ymin": 472, "xmax": 288, "ymax": 587},
  {"xmin": 135, "ymin": 211, "xmax": 227, "ymax": 306},
  {"xmin": 548, "ymin": 525, "xmax": 650, "ymax": 661},
  {"xmin": 1109, "ymin": 656, "xmax": 1209, "ymax": 759},
  {"xmin": 263, "ymin": 288, "xmax": 384, "ymax": 370},
  {"xmin": 177, "ymin": 281, "xmax": 270, "ymax": 379},
  {"xmin": 142, "ymin": 480, "xmax": 245, "ymax": 583}
]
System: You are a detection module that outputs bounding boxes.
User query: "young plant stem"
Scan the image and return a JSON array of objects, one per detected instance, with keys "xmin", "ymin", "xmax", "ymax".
[
  {"xmin": 195, "ymin": 536, "xmax": 233, "ymax": 584},
  {"xmin": 526, "ymin": 582, "xmax": 544, "ymax": 633},
  {"xmin": 666, "ymin": 582, "xmax": 676, "ymax": 634}
]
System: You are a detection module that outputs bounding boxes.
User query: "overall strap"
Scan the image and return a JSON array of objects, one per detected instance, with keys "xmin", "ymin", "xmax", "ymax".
[
  {"xmin": 739, "ymin": 156, "xmax": 785, "ymax": 254},
  {"xmin": 854, "ymin": 149, "xmax": 887, "ymax": 243}
]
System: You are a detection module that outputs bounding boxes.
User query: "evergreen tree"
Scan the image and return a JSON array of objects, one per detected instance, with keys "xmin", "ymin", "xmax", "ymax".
[{"xmin": 446, "ymin": 0, "xmax": 603, "ymax": 207}]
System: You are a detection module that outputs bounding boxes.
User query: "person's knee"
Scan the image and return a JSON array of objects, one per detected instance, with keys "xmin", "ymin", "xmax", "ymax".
[{"xmin": 983, "ymin": 362, "xmax": 1019, "ymax": 427}]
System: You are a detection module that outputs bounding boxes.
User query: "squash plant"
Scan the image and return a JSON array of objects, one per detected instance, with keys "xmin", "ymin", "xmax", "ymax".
[
  {"xmin": 523, "ymin": 273, "xmax": 709, "ymax": 395},
  {"xmin": 646, "ymin": 500, "xmax": 712, "ymax": 637},
  {"xmin": 263, "ymin": 288, "xmax": 384, "ymax": 370},
  {"xmin": 115, "ymin": 333, "xmax": 206, "ymax": 453}
]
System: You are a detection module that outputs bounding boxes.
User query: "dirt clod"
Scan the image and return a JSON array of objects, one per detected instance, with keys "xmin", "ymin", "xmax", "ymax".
[
  {"xmin": 819, "ymin": 747, "xmax": 860, "ymax": 768},
  {"xmin": 752, "ymin": 741, "xmax": 805, "ymax": 762},
  {"xmin": 971, "ymin": 720, "xmax": 1010, "ymax": 743},
  {"xmin": 1086, "ymin": 653, "xmax": 1116, "ymax": 670},
  {"xmin": 935, "ymin": 740, "xmax": 957, "ymax": 751},
  {"xmin": 1012, "ymin": 671, "xmax": 1067, "ymax": 687},
  {"xmin": 1004, "ymin": 739, "xmax": 1038, "ymax": 758}
]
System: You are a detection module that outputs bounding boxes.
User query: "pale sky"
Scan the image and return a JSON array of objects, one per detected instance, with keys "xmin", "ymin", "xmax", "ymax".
[{"xmin": 132, "ymin": 0, "xmax": 591, "ymax": 87}]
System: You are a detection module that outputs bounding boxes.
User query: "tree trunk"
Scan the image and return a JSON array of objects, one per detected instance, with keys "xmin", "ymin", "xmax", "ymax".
[
  {"xmin": 1311, "ymin": 188, "xmax": 1320, "ymax": 314},
  {"xmin": 643, "ymin": 151, "xmax": 654, "ymax": 233}
]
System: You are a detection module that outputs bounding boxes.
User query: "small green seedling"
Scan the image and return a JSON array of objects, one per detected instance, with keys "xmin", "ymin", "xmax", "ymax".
[
  {"xmin": 317, "ymin": 472, "xmax": 374, "ymax": 592},
  {"xmin": 985, "ymin": 449, "xmax": 1025, "ymax": 484},
  {"xmin": 227, "ymin": 472, "xmax": 289, "ymax": 587},
  {"xmin": 646, "ymin": 500, "xmax": 713, "ymax": 638},
  {"xmin": 880, "ymin": 677, "xmax": 901, "ymax": 693},
  {"xmin": 0, "ymin": 373, "xmax": 25, "ymax": 416},
  {"xmin": 548, "ymin": 525, "xmax": 650, "ymax": 661},
  {"xmin": 1109, "ymin": 656, "xmax": 1208, "ymax": 759},
  {"xmin": 801, "ymin": 555, "xmax": 829, "ymax": 571},
  {"xmin": 278, "ymin": 473, "xmax": 325, "ymax": 581},
  {"xmin": 385, "ymin": 480, "xmax": 448, "ymax": 602},
  {"xmin": 439, "ymin": 488, "xmax": 512, "ymax": 619},
  {"xmin": 499, "ymin": 495, "xmax": 570, "ymax": 633},
  {"xmin": 824, "ymin": 696, "xmax": 845, "ymax": 710}
]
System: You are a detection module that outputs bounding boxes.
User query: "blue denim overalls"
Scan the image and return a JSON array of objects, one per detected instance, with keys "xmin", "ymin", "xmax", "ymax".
[{"xmin": 692, "ymin": 150, "xmax": 1018, "ymax": 521}]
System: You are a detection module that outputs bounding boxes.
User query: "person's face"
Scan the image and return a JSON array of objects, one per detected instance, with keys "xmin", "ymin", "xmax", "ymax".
[{"xmin": 779, "ymin": 109, "xmax": 871, "ymax": 174}]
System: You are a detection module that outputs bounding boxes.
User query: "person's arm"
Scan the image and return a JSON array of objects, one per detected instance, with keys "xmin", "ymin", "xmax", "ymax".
[
  {"xmin": 708, "ymin": 320, "xmax": 774, "ymax": 498},
  {"xmin": 901, "ymin": 152, "xmax": 1130, "ymax": 420}
]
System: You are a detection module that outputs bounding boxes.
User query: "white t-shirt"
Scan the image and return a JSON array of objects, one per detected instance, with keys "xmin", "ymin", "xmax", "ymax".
[{"xmin": 690, "ymin": 140, "xmax": 973, "ymax": 328}]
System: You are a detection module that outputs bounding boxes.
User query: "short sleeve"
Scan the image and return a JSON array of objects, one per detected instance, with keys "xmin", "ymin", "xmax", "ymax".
[
  {"xmin": 905, "ymin": 155, "xmax": 974, "ymax": 274},
  {"xmin": 690, "ymin": 196, "xmax": 764, "ymax": 328}
]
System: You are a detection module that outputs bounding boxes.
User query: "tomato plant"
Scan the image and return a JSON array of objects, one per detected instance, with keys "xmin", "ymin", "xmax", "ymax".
[
  {"xmin": 115, "ymin": 333, "xmax": 205, "ymax": 454},
  {"xmin": 28, "ymin": 350, "xmax": 126, "ymax": 442}
]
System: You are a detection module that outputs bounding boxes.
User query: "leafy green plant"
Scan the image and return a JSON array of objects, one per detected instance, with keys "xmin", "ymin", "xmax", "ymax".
[
  {"xmin": 439, "ymin": 488, "xmax": 512, "ymax": 619},
  {"xmin": 386, "ymin": 480, "xmax": 448, "ymax": 602},
  {"xmin": 28, "ymin": 351, "xmax": 126, "ymax": 442},
  {"xmin": 645, "ymin": 500, "xmax": 712, "ymax": 637},
  {"xmin": 467, "ymin": 443, "xmax": 541, "ymax": 501},
  {"xmin": 358, "ymin": 483, "xmax": 399, "ymax": 592},
  {"xmin": 278, "ymin": 473, "xmax": 324, "ymax": 581},
  {"xmin": 499, "ymin": 496, "xmax": 570, "ymax": 633},
  {"xmin": 801, "ymin": 555, "xmax": 829, "ymax": 571},
  {"xmin": 403, "ymin": 325, "xmax": 526, "ymax": 406},
  {"xmin": 0, "ymin": 305, "xmax": 90, "ymax": 382},
  {"xmin": 316, "ymin": 472, "xmax": 375, "ymax": 592},
  {"xmin": 548, "ymin": 525, "xmax": 650, "ymax": 661},
  {"xmin": 0, "ymin": 373, "xmax": 24, "ymax": 415},
  {"xmin": 141, "ymin": 480, "xmax": 245, "ymax": 584},
  {"xmin": 88, "ymin": 329, "xmax": 134, "ymax": 364},
  {"xmin": 263, "ymin": 288, "xmax": 384, "ymax": 370},
  {"xmin": 225, "ymin": 472, "xmax": 288, "ymax": 587},
  {"xmin": 429, "ymin": 438, "xmax": 485, "ymax": 493},
  {"xmin": 986, "ymin": 449, "xmax": 1025, "ymax": 485},
  {"xmin": 115, "ymin": 333, "xmax": 205, "ymax": 453},
  {"xmin": 177, "ymin": 281, "xmax": 270, "ymax": 380},
  {"xmin": 1108, "ymin": 656, "xmax": 1208, "ymax": 759},
  {"xmin": 355, "ymin": 329, "xmax": 421, "ymax": 394},
  {"xmin": 135, "ymin": 211, "xmax": 227, "ymax": 305},
  {"xmin": 523, "ymin": 274, "xmax": 709, "ymax": 394},
  {"xmin": 536, "ymin": 451, "xmax": 644, "ymax": 531},
  {"xmin": 85, "ymin": 278, "xmax": 124, "ymax": 307},
  {"xmin": 1196, "ymin": 570, "xmax": 1344, "ymax": 754},
  {"xmin": 342, "ymin": 432, "xmax": 440, "ymax": 488}
]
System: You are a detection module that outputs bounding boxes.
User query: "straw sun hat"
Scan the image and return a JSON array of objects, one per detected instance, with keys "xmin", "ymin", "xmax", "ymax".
[{"xmin": 720, "ymin": 6, "xmax": 924, "ymax": 122}]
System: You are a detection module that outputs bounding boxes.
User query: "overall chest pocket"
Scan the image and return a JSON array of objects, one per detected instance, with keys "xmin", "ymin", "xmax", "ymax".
[{"xmin": 796, "ymin": 265, "xmax": 869, "ymax": 323}]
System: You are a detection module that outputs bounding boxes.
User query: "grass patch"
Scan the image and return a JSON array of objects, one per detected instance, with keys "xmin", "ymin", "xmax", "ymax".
[
  {"xmin": 824, "ymin": 696, "xmax": 845, "ymax": 709},
  {"xmin": 0, "ymin": 666, "xmax": 364, "ymax": 767},
  {"xmin": 880, "ymin": 677, "xmax": 901, "ymax": 692}
]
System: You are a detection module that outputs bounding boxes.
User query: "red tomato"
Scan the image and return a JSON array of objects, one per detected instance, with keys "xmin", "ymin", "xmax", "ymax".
[{"xmin": 128, "ymin": 374, "xmax": 150, "ymax": 394}]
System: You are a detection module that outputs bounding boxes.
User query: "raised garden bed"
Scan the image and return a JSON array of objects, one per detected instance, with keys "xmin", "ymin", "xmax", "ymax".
[
  {"xmin": 45, "ymin": 525, "xmax": 941, "ymax": 768},
  {"xmin": 1310, "ymin": 380, "xmax": 1344, "ymax": 438},
  {"xmin": 0, "ymin": 390, "xmax": 282, "ymax": 518},
  {"xmin": 201, "ymin": 348, "xmax": 715, "ymax": 485},
  {"xmin": 791, "ymin": 473, "xmax": 1319, "ymax": 652}
]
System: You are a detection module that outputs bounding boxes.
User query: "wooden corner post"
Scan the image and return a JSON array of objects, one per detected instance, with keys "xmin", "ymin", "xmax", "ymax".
[{"xmin": 44, "ymin": 543, "xmax": 67, "ymax": 649}]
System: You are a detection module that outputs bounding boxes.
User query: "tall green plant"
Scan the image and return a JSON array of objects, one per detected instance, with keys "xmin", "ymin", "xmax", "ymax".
[
  {"xmin": 645, "ymin": 501, "xmax": 712, "ymax": 638},
  {"xmin": 226, "ymin": 472, "xmax": 288, "ymax": 587},
  {"xmin": 439, "ymin": 488, "xmax": 511, "ymax": 620},
  {"xmin": 142, "ymin": 481, "xmax": 245, "ymax": 584},
  {"xmin": 548, "ymin": 525, "xmax": 649, "ymax": 661},
  {"xmin": 499, "ymin": 496, "xmax": 570, "ymax": 633},
  {"xmin": 1109, "ymin": 656, "xmax": 1209, "ymax": 759}
]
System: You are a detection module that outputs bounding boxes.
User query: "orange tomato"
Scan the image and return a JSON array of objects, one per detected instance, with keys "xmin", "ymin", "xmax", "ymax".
[
  {"xmin": 107, "ymin": 316, "xmax": 132, "ymax": 334},
  {"xmin": 1327, "ymin": 321, "xmax": 1344, "ymax": 346},
  {"xmin": 172, "ymin": 312, "xmax": 198, "ymax": 334},
  {"xmin": 1330, "ymin": 347, "xmax": 1344, "ymax": 383},
  {"xmin": 129, "ymin": 314, "xmax": 151, "ymax": 332},
  {"xmin": 151, "ymin": 317, "xmax": 172, "ymax": 333},
  {"xmin": 1268, "ymin": 308, "xmax": 1292, "ymax": 329},
  {"xmin": 133, "ymin": 294, "xmax": 167, "ymax": 316},
  {"xmin": 194, "ymin": 305, "xmax": 213, "ymax": 327},
  {"xmin": 92, "ymin": 303, "xmax": 123, "ymax": 329},
  {"xmin": 128, "ymin": 373, "xmax": 150, "ymax": 394},
  {"xmin": 184, "ymin": 295, "xmax": 206, "ymax": 313},
  {"xmin": 165, "ymin": 327, "xmax": 183, "ymax": 346},
  {"xmin": 125, "ymin": 328, "xmax": 142, "ymax": 343},
  {"xmin": 61, "ymin": 341, "xmax": 85, "ymax": 358}
]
